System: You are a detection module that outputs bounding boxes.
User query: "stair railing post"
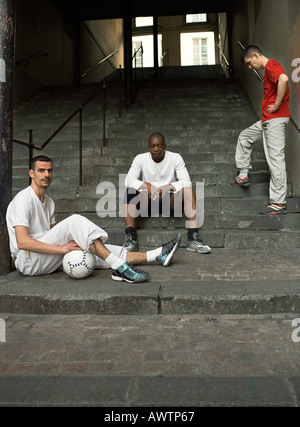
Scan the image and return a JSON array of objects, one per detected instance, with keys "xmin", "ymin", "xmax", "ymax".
[
  {"xmin": 102, "ymin": 80, "xmax": 106, "ymax": 147},
  {"xmin": 79, "ymin": 108, "xmax": 83, "ymax": 187},
  {"xmin": 28, "ymin": 129, "xmax": 33, "ymax": 185},
  {"xmin": 119, "ymin": 65, "xmax": 122, "ymax": 118}
]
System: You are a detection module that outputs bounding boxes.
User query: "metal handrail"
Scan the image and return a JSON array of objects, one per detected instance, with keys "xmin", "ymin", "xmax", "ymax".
[
  {"xmin": 132, "ymin": 44, "xmax": 144, "ymax": 85},
  {"xmin": 217, "ymin": 44, "xmax": 232, "ymax": 72},
  {"xmin": 160, "ymin": 49, "xmax": 168, "ymax": 80},
  {"xmin": 15, "ymin": 50, "xmax": 48, "ymax": 67},
  {"xmin": 160, "ymin": 50, "xmax": 167, "ymax": 67},
  {"xmin": 238, "ymin": 41, "xmax": 300, "ymax": 135},
  {"xmin": 13, "ymin": 79, "xmax": 122, "ymax": 190},
  {"xmin": 132, "ymin": 44, "xmax": 143, "ymax": 60},
  {"xmin": 13, "ymin": 50, "xmax": 122, "ymax": 189},
  {"xmin": 13, "ymin": 81, "xmax": 107, "ymax": 188},
  {"xmin": 81, "ymin": 49, "xmax": 118, "ymax": 78}
]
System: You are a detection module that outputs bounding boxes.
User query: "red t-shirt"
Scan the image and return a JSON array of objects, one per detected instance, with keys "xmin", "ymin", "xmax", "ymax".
[{"xmin": 261, "ymin": 59, "xmax": 291, "ymax": 122}]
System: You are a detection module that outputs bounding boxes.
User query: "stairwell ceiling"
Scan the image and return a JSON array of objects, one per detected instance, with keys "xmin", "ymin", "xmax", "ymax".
[{"xmin": 51, "ymin": 0, "xmax": 235, "ymax": 20}]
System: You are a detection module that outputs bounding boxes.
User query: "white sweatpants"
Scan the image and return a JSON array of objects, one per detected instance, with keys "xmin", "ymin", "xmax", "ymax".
[
  {"xmin": 235, "ymin": 117, "xmax": 290, "ymax": 204},
  {"xmin": 15, "ymin": 214, "xmax": 127, "ymax": 276}
]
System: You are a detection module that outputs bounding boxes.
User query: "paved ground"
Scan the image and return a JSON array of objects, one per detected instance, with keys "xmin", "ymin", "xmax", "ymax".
[{"xmin": 0, "ymin": 248, "xmax": 300, "ymax": 407}]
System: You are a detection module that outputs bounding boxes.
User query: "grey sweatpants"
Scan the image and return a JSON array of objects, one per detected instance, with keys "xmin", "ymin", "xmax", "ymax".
[{"xmin": 235, "ymin": 117, "xmax": 290, "ymax": 205}]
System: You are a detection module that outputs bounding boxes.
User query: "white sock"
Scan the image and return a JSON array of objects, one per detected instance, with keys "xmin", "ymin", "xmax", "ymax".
[
  {"xmin": 105, "ymin": 253, "xmax": 124, "ymax": 270},
  {"xmin": 146, "ymin": 247, "xmax": 162, "ymax": 262},
  {"xmin": 239, "ymin": 169, "xmax": 249, "ymax": 179}
]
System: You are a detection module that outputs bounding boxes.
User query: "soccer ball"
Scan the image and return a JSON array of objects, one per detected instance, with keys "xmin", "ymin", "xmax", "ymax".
[{"xmin": 62, "ymin": 250, "xmax": 95, "ymax": 279}]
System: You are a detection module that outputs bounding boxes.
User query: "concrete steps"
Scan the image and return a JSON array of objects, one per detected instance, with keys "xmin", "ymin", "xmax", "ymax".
[
  {"xmin": 12, "ymin": 76, "xmax": 298, "ymax": 250},
  {"xmin": 7, "ymin": 70, "xmax": 300, "ymax": 321}
]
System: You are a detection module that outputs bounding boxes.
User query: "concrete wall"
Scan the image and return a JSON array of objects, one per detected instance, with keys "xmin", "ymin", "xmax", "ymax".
[
  {"xmin": 231, "ymin": 0, "xmax": 300, "ymax": 196},
  {"xmin": 286, "ymin": 0, "xmax": 300, "ymax": 195},
  {"xmin": 14, "ymin": 3, "xmax": 124, "ymax": 105},
  {"xmin": 80, "ymin": 19, "xmax": 124, "ymax": 84},
  {"xmin": 14, "ymin": 0, "xmax": 76, "ymax": 107}
]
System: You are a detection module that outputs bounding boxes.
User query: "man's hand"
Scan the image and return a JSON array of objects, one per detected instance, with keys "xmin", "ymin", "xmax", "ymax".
[
  {"xmin": 267, "ymin": 104, "xmax": 280, "ymax": 114},
  {"xmin": 139, "ymin": 182, "xmax": 157, "ymax": 199},
  {"xmin": 61, "ymin": 241, "xmax": 82, "ymax": 254},
  {"xmin": 152, "ymin": 184, "xmax": 172, "ymax": 201}
]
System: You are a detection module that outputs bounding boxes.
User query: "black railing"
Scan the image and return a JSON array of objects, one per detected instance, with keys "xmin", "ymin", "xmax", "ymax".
[
  {"xmin": 217, "ymin": 44, "xmax": 232, "ymax": 73},
  {"xmin": 15, "ymin": 50, "xmax": 48, "ymax": 67},
  {"xmin": 13, "ymin": 51, "xmax": 122, "ymax": 188},
  {"xmin": 81, "ymin": 50, "xmax": 119, "ymax": 78},
  {"xmin": 160, "ymin": 49, "xmax": 168, "ymax": 80},
  {"xmin": 238, "ymin": 41, "xmax": 300, "ymax": 135},
  {"xmin": 132, "ymin": 44, "xmax": 144, "ymax": 82}
]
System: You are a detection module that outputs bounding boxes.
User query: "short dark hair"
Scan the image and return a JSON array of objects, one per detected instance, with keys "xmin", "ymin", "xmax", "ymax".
[
  {"xmin": 241, "ymin": 45, "xmax": 263, "ymax": 62},
  {"xmin": 148, "ymin": 133, "xmax": 165, "ymax": 144},
  {"xmin": 30, "ymin": 155, "xmax": 53, "ymax": 171}
]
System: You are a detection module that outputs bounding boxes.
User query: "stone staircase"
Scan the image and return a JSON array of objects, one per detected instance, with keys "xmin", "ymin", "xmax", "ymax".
[{"xmin": 12, "ymin": 71, "xmax": 300, "ymax": 251}]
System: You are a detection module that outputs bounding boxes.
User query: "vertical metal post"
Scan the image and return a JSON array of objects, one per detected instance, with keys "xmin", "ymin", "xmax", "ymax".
[
  {"xmin": 141, "ymin": 44, "xmax": 144, "ymax": 82},
  {"xmin": 153, "ymin": 16, "xmax": 159, "ymax": 80},
  {"xmin": 123, "ymin": 3, "xmax": 133, "ymax": 107},
  {"xmin": 28, "ymin": 129, "xmax": 33, "ymax": 185},
  {"xmin": 119, "ymin": 65, "xmax": 122, "ymax": 118},
  {"xmin": 79, "ymin": 109, "xmax": 83, "ymax": 187},
  {"xmin": 0, "ymin": 0, "xmax": 15, "ymax": 274},
  {"xmin": 102, "ymin": 80, "xmax": 106, "ymax": 147}
]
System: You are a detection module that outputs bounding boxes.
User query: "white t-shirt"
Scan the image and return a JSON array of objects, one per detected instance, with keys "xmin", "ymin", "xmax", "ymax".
[
  {"xmin": 125, "ymin": 151, "xmax": 192, "ymax": 193},
  {"xmin": 6, "ymin": 186, "xmax": 56, "ymax": 259}
]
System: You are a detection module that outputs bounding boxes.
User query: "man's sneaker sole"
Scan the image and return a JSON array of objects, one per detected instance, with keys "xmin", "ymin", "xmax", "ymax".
[
  {"xmin": 260, "ymin": 204, "xmax": 287, "ymax": 216},
  {"xmin": 186, "ymin": 245, "xmax": 211, "ymax": 254},
  {"xmin": 111, "ymin": 274, "xmax": 147, "ymax": 283},
  {"xmin": 111, "ymin": 262, "xmax": 149, "ymax": 283},
  {"xmin": 235, "ymin": 176, "xmax": 250, "ymax": 188}
]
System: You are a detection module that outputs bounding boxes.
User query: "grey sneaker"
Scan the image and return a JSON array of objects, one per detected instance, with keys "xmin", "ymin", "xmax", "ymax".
[
  {"xmin": 186, "ymin": 232, "xmax": 211, "ymax": 254},
  {"xmin": 156, "ymin": 233, "xmax": 182, "ymax": 267},
  {"xmin": 124, "ymin": 233, "xmax": 138, "ymax": 252}
]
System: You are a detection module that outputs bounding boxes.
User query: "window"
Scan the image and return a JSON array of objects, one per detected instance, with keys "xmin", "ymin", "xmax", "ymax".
[
  {"xmin": 135, "ymin": 17, "xmax": 153, "ymax": 27},
  {"xmin": 186, "ymin": 14, "xmax": 207, "ymax": 23},
  {"xmin": 193, "ymin": 38, "xmax": 208, "ymax": 65},
  {"xmin": 180, "ymin": 32, "xmax": 215, "ymax": 66}
]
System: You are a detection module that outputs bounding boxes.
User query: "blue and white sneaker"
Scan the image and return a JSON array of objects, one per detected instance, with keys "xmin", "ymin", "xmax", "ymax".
[
  {"xmin": 156, "ymin": 233, "xmax": 182, "ymax": 267},
  {"xmin": 111, "ymin": 262, "xmax": 149, "ymax": 283}
]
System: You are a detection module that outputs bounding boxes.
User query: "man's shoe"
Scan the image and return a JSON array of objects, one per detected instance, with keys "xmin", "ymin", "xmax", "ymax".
[
  {"xmin": 112, "ymin": 262, "xmax": 149, "ymax": 283},
  {"xmin": 124, "ymin": 233, "xmax": 138, "ymax": 252},
  {"xmin": 261, "ymin": 204, "xmax": 287, "ymax": 215},
  {"xmin": 235, "ymin": 175, "xmax": 250, "ymax": 188},
  {"xmin": 156, "ymin": 233, "xmax": 182, "ymax": 267},
  {"xmin": 186, "ymin": 232, "xmax": 211, "ymax": 254}
]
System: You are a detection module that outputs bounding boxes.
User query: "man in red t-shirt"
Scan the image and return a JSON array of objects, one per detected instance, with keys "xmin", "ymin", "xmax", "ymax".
[{"xmin": 235, "ymin": 45, "xmax": 291, "ymax": 215}]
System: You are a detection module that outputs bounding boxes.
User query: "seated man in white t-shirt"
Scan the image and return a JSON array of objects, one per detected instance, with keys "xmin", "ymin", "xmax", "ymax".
[
  {"xmin": 6, "ymin": 155, "xmax": 181, "ymax": 283},
  {"xmin": 123, "ymin": 133, "xmax": 211, "ymax": 254}
]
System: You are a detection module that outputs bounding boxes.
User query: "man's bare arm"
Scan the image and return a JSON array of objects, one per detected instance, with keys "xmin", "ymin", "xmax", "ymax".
[
  {"xmin": 15, "ymin": 225, "xmax": 81, "ymax": 255},
  {"xmin": 267, "ymin": 74, "xmax": 289, "ymax": 114}
]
